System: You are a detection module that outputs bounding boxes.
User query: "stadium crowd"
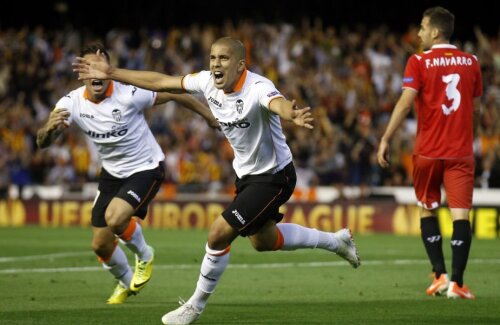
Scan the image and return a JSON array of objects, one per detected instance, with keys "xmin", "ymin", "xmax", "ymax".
[{"xmin": 1, "ymin": 20, "xmax": 499, "ymax": 199}]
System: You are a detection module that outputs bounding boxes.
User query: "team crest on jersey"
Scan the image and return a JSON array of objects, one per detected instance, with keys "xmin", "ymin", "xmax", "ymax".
[
  {"xmin": 112, "ymin": 109, "xmax": 122, "ymax": 122},
  {"xmin": 236, "ymin": 99, "xmax": 244, "ymax": 114}
]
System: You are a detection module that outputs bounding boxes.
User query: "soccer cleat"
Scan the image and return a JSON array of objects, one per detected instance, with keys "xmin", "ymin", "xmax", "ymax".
[
  {"xmin": 130, "ymin": 245, "xmax": 154, "ymax": 293},
  {"xmin": 333, "ymin": 228, "xmax": 361, "ymax": 268},
  {"xmin": 426, "ymin": 273, "xmax": 449, "ymax": 296},
  {"xmin": 161, "ymin": 298, "xmax": 202, "ymax": 325},
  {"xmin": 106, "ymin": 282, "xmax": 134, "ymax": 304},
  {"xmin": 447, "ymin": 281, "xmax": 475, "ymax": 299}
]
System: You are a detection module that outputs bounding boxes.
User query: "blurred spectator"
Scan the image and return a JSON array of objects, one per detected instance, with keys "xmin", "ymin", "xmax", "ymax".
[{"xmin": 0, "ymin": 20, "xmax": 498, "ymax": 195}]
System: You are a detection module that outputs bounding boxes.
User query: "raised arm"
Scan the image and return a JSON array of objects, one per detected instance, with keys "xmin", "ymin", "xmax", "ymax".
[
  {"xmin": 73, "ymin": 51, "xmax": 184, "ymax": 92},
  {"xmin": 155, "ymin": 93, "xmax": 220, "ymax": 130},
  {"xmin": 36, "ymin": 108, "xmax": 70, "ymax": 148},
  {"xmin": 377, "ymin": 88, "xmax": 417, "ymax": 168},
  {"xmin": 269, "ymin": 98, "xmax": 314, "ymax": 129}
]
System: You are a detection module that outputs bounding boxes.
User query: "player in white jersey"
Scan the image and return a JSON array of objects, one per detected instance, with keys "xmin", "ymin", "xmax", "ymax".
[
  {"xmin": 37, "ymin": 44, "xmax": 219, "ymax": 305},
  {"xmin": 74, "ymin": 37, "xmax": 361, "ymax": 324}
]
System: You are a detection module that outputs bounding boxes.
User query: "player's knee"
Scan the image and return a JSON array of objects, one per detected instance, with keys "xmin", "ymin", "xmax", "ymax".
[
  {"xmin": 104, "ymin": 210, "xmax": 129, "ymax": 232},
  {"xmin": 207, "ymin": 229, "xmax": 232, "ymax": 250},
  {"xmin": 207, "ymin": 234, "xmax": 230, "ymax": 251},
  {"xmin": 91, "ymin": 239, "xmax": 113, "ymax": 257}
]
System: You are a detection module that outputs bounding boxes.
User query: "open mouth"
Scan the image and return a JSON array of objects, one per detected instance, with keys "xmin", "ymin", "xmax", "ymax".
[
  {"xmin": 91, "ymin": 79, "xmax": 104, "ymax": 90},
  {"xmin": 213, "ymin": 71, "xmax": 224, "ymax": 84}
]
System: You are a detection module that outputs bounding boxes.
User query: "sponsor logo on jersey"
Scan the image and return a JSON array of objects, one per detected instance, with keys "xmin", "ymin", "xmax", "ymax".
[
  {"xmin": 403, "ymin": 77, "xmax": 414, "ymax": 83},
  {"xmin": 208, "ymin": 96, "xmax": 222, "ymax": 108},
  {"xmin": 218, "ymin": 118, "xmax": 250, "ymax": 129},
  {"xmin": 232, "ymin": 209, "xmax": 245, "ymax": 225},
  {"xmin": 236, "ymin": 99, "xmax": 244, "ymax": 114},
  {"xmin": 80, "ymin": 113, "xmax": 95, "ymax": 119},
  {"xmin": 112, "ymin": 109, "xmax": 122, "ymax": 122},
  {"xmin": 127, "ymin": 190, "xmax": 141, "ymax": 202},
  {"xmin": 267, "ymin": 90, "xmax": 280, "ymax": 97},
  {"xmin": 84, "ymin": 128, "xmax": 128, "ymax": 138}
]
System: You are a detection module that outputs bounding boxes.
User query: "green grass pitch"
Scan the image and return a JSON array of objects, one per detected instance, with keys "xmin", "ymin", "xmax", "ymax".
[{"xmin": 0, "ymin": 226, "xmax": 499, "ymax": 324}]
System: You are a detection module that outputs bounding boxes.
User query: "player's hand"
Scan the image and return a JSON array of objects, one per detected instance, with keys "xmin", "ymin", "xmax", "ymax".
[
  {"xmin": 72, "ymin": 50, "xmax": 111, "ymax": 80},
  {"xmin": 47, "ymin": 108, "xmax": 70, "ymax": 131},
  {"xmin": 377, "ymin": 138, "xmax": 390, "ymax": 168},
  {"xmin": 291, "ymin": 99, "xmax": 314, "ymax": 129}
]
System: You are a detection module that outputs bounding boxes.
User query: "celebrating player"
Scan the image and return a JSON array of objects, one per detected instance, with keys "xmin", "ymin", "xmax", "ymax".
[
  {"xmin": 37, "ymin": 44, "xmax": 219, "ymax": 305},
  {"xmin": 74, "ymin": 36, "xmax": 361, "ymax": 324}
]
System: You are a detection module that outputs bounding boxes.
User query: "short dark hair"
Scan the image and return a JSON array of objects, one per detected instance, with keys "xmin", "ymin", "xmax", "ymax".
[
  {"xmin": 423, "ymin": 6, "xmax": 455, "ymax": 40},
  {"xmin": 213, "ymin": 37, "xmax": 246, "ymax": 60},
  {"xmin": 80, "ymin": 43, "xmax": 110, "ymax": 62}
]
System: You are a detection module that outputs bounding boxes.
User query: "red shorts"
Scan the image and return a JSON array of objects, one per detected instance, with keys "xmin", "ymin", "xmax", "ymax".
[{"xmin": 412, "ymin": 155, "xmax": 475, "ymax": 209}]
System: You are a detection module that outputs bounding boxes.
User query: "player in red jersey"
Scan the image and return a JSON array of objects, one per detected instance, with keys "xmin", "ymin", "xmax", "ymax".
[{"xmin": 377, "ymin": 7, "xmax": 482, "ymax": 299}]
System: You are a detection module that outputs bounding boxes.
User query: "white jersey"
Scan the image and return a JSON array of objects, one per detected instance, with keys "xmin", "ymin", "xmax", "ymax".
[
  {"xmin": 182, "ymin": 70, "xmax": 292, "ymax": 177},
  {"xmin": 56, "ymin": 81, "xmax": 165, "ymax": 178}
]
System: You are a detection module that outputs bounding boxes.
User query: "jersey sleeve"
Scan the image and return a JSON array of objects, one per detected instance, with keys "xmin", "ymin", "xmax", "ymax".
[
  {"xmin": 402, "ymin": 54, "xmax": 421, "ymax": 92},
  {"xmin": 131, "ymin": 86, "xmax": 157, "ymax": 110},
  {"xmin": 255, "ymin": 80, "xmax": 284, "ymax": 109},
  {"xmin": 182, "ymin": 70, "xmax": 211, "ymax": 94},
  {"xmin": 55, "ymin": 94, "xmax": 75, "ymax": 125}
]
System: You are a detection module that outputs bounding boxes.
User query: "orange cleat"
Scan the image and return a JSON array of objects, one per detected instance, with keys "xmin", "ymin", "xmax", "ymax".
[
  {"xmin": 426, "ymin": 273, "xmax": 449, "ymax": 296},
  {"xmin": 447, "ymin": 281, "xmax": 475, "ymax": 299}
]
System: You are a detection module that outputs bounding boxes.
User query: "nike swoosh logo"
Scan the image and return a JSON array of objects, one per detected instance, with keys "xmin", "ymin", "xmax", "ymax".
[
  {"xmin": 200, "ymin": 272, "xmax": 216, "ymax": 282},
  {"xmin": 132, "ymin": 279, "xmax": 150, "ymax": 289}
]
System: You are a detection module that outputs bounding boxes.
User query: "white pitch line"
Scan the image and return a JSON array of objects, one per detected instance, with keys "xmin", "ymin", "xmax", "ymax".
[
  {"xmin": 0, "ymin": 251, "xmax": 91, "ymax": 263},
  {"xmin": 1, "ymin": 258, "xmax": 499, "ymax": 274}
]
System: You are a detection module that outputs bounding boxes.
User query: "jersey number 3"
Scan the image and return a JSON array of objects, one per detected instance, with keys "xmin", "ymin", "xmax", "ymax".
[{"xmin": 441, "ymin": 73, "xmax": 461, "ymax": 115}]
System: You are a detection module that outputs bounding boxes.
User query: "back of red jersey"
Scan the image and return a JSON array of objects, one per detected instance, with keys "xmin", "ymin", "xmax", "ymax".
[{"xmin": 402, "ymin": 44, "xmax": 483, "ymax": 158}]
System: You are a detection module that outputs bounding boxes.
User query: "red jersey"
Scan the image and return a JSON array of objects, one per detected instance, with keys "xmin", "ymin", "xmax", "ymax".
[{"xmin": 403, "ymin": 44, "xmax": 483, "ymax": 158}]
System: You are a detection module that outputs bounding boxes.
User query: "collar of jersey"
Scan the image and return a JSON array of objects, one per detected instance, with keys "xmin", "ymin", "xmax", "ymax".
[
  {"xmin": 224, "ymin": 68, "xmax": 247, "ymax": 94},
  {"xmin": 431, "ymin": 44, "xmax": 457, "ymax": 50},
  {"xmin": 84, "ymin": 80, "xmax": 114, "ymax": 103}
]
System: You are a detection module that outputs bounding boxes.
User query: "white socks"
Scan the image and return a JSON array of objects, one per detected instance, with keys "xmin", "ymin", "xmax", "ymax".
[
  {"xmin": 120, "ymin": 220, "xmax": 152, "ymax": 261},
  {"xmin": 276, "ymin": 223, "xmax": 339, "ymax": 252},
  {"xmin": 102, "ymin": 245, "xmax": 133, "ymax": 287},
  {"xmin": 187, "ymin": 244, "xmax": 230, "ymax": 311}
]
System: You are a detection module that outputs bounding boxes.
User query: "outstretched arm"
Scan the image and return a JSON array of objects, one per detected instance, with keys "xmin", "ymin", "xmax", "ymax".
[
  {"xmin": 155, "ymin": 93, "xmax": 220, "ymax": 130},
  {"xmin": 36, "ymin": 108, "xmax": 70, "ymax": 148},
  {"xmin": 73, "ymin": 51, "xmax": 184, "ymax": 92},
  {"xmin": 377, "ymin": 89, "xmax": 416, "ymax": 168},
  {"xmin": 269, "ymin": 98, "xmax": 314, "ymax": 129}
]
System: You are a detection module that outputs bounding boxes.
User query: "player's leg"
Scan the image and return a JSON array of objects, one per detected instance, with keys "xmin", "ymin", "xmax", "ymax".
[
  {"xmin": 239, "ymin": 163, "xmax": 359, "ymax": 267},
  {"xmin": 444, "ymin": 157, "xmax": 475, "ymax": 299},
  {"xmin": 413, "ymin": 155, "xmax": 449, "ymax": 296},
  {"xmin": 110, "ymin": 163, "xmax": 164, "ymax": 293},
  {"xmin": 91, "ymin": 181, "xmax": 134, "ymax": 304},
  {"xmin": 248, "ymin": 219, "xmax": 360, "ymax": 268},
  {"xmin": 162, "ymin": 215, "xmax": 238, "ymax": 325},
  {"xmin": 105, "ymin": 198, "xmax": 152, "ymax": 261},
  {"xmin": 92, "ymin": 226, "xmax": 134, "ymax": 304}
]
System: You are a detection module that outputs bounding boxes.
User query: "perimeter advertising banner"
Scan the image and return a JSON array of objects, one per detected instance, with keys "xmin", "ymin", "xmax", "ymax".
[{"xmin": 1, "ymin": 199, "xmax": 498, "ymax": 238}]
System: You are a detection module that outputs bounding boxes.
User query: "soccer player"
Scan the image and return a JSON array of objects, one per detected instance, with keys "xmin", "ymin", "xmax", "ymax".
[
  {"xmin": 74, "ymin": 37, "xmax": 361, "ymax": 324},
  {"xmin": 377, "ymin": 7, "xmax": 482, "ymax": 299},
  {"xmin": 37, "ymin": 44, "xmax": 219, "ymax": 305}
]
